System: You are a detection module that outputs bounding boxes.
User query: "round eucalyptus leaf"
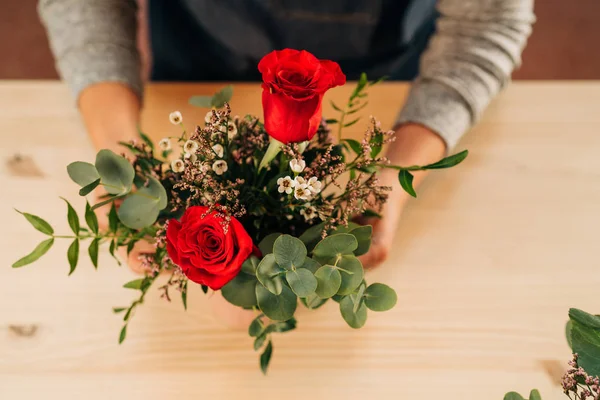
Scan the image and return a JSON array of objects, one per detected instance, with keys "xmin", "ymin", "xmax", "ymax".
[
  {"xmin": 333, "ymin": 222, "xmax": 360, "ymax": 234},
  {"xmin": 298, "ymin": 222, "xmax": 325, "ymax": 249},
  {"xmin": 241, "ymin": 255, "xmax": 260, "ymax": 276},
  {"xmin": 67, "ymin": 161, "xmax": 100, "ymax": 187},
  {"xmin": 340, "ymin": 295, "xmax": 368, "ymax": 329},
  {"xmin": 348, "ymin": 225, "xmax": 372, "ymax": 256},
  {"xmin": 95, "ymin": 149, "xmax": 135, "ymax": 194},
  {"xmin": 141, "ymin": 177, "xmax": 168, "ymax": 209},
  {"xmin": 258, "ymin": 233, "xmax": 282, "ymax": 255},
  {"xmin": 273, "ymin": 234, "xmax": 307, "ymax": 270},
  {"xmin": 364, "ymin": 283, "xmax": 397, "ymax": 312},
  {"xmin": 313, "ymin": 233, "xmax": 358, "ymax": 263},
  {"xmin": 300, "ymin": 257, "xmax": 320, "ymax": 274},
  {"xmin": 256, "ymin": 284, "xmax": 297, "ymax": 321},
  {"xmin": 314, "ymin": 265, "xmax": 342, "ymax": 299},
  {"xmin": 336, "ymin": 255, "xmax": 364, "ymax": 295},
  {"xmin": 256, "ymin": 254, "xmax": 284, "ymax": 295},
  {"xmin": 248, "ymin": 317, "xmax": 264, "ymax": 337},
  {"xmin": 221, "ymin": 273, "xmax": 258, "ymax": 308},
  {"xmin": 117, "ymin": 177, "xmax": 167, "ymax": 229},
  {"xmin": 285, "ymin": 268, "xmax": 317, "ymax": 298},
  {"xmin": 301, "ymin": 293, "xmax": 328, "ymax": 310}
]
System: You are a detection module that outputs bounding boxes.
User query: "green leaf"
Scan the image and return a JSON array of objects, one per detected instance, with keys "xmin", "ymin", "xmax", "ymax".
[
  {"xmin": 300, "ymin": 257, "xmax": 320, "ymax": 274},
  {"xmin": 325, "ymin": 118, "xmax": 338, "ymax": 124},
  {"xmin": 108, "ymin": 203, "xmax": 119, "ymax": 233},
  {"xmin": 61, "ymin": 198, "xmax": 80, "ymax": 234},
  {"xmin": 566, "ymin": 320, "xmax": 573, "ymax": 349},
  {"xmin": 211, "ymin": 85, "xmax": 234, "ymax": 108},
  {"xmin": 201, "ymin": 285, "xmax": 209, "ymax": 294},
  {"xmin": 398, "ymin": 170, "xmax": 416, "ymax": 198},
  {"xmin": 91, "ymin": 194, "xmax": 125, "ymax": 211},
  {"xmin": 85, "ymin": 202, "xmax": 99, "ymax": 234},
  {"xmin": 362, "ymin": 209, "xmax": 382, "ymax": 219},
  {"xmin": 118, "ymin": 325, "xmax": 127, "ymax": 344},
  {"xmin": 117, "ymin": 177, "xmax": 167, "ymax": 229},
  {"xmin": 181, "ymin": 280, "xmax": 188, "ymax": 310},
  {"xmin": 16, "ymin": 210, "xmax": 54, "ymax": 235},
  {"xmin": 258, "ymin": 233, "xmax": 282, "ymax": 255},
  {"xmin": 422, "ymin": 150, "xmax": 469, "ymax": 170},
  {"xmin": 67, "ymin": 161, "xmax": 100, "ymax": 187},
  {"xmin": 260, "ymin": 340, "xmax": 273, "ymax": 375},
  {"xmin": 241, "ymin": 255, "xmax": 260, "ymax": 276},
  {"xmin": 249, "ymin": 317, "xmax": 264, "ymax": 337},
  {"xmin": 529, "ymin": 389, "xmax": 542, "ymax": 400},
  {"xmin": 256, "ymin": 254, "xmax": 284, "ymax": 295},
  {"xmin": 285, "ymin": 268, "xmax": 317, "ymax": 298},
  {"xmin": 364, "ymin": 283, "xmax": 397, "ymax": 312},
  {"xmin": 336, "ymin": 256, "xmax": 364, "ymax": 295},
  {"xmin": 343, "ymin": 117, "xmax": 361, "ymax": 128},
  {"xmin": 351, "ymin": 72, "xmax": 368, "ymax": 99},
  {"xmin": 348, "ymin": 225, "xmax": 372, "ymax": 256},
  {"xmin": 342, "ymin": 139, "xmax": 362, "ymax": 155},
  {"xmin": 138, "ymin": 131, "xmax": 154, "ymax": 150},
  {"xmin": 254, "ymin": 334, "xmax": 267, "ymax": 351},
  {"xmin": 113, "ymin": 307, "xmax": 126, "ymax": 314},
  {"xmin": 503, "ymin": 393, "xmax": 525, "ymax": 400},
  {"xmin": 569, "ymin": 308, "xmax": 600, "ymax": 329},
  {"xmin": 273, "ymin": 235, "xmax": 307, "ymax": 270},
  {"xmin": 298, "ymin": 223, "xmax": 325, "ymax": 250},
  {"xmin": 301, "ymin": 293, "xmax": 328, "ymax": 310},
  {"xmin": 88, "ymin": 239, "xmax": 99, "ymax": 269},
  {"xmin": 12, "ymin": 238, "xmax": 54, "ymax": 268},
  {"xmin": 570, "ymin": 320, "xmax": 600, "ymax": 377},
  {"xmin": 340, "ymin": 295, "xmax": 368, "ymax": 329},
  {"xmin": 314, "ymin": 265, "xmax": 342, "ymax": 298},
  {"xmin": 67, "ymin": 239, "xmax": 79, "ymax": 275},
  {"xmin": 79, "ymin": 178, "xmax": 101, "ymax": 196},
  {"xmin": 95, "ymin": 149, "xmax": 135, "ymax": 195},
  {"xmin": 313, "ymin": 233, "xmax": 358, "ymax": 263},
  {"xmin": 270, "ymin": 318, "xmax": 297, "ymax": 333},
  {"xmin": 346, "ymin": 101, "xmax": 369, "ymax": 115},
  {"xmin": 123, "ymin": 278, "xmax": 145, "ymax": 290},
  {"xmin": 256, "ymin": 284, "xmax": 297, "ymax": 321},
  {"xmin": 189, "ymin": 95, "xmax": 213, "ymax": 108},
  {"xmin": 330, "ymin": 101, "xmax": 343, "ymax": 112},
  {"xmin": 221, "ymin": 272, "xmax": 258, "ymax": 308}
]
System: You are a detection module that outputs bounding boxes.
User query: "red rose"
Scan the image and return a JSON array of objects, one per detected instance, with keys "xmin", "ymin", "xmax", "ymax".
[
  {"xmin": 166, "ymin": 206, "xmax": 253, "ymax": 290},
  {"xmin": 258, "ymin": 49, "xmax": 346, "ymax": 144}
]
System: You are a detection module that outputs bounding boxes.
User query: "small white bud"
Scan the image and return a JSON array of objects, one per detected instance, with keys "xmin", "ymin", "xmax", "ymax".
[
  {"xmin": 169, "ymin": 111, "xmax": 182, "ymax": 125},
  {"xmin": 290, "ymin": 158, "xmax": 306, "ymax": 173},
  {"xmin": 212, "ymin": 160, "xmax": 228, "ymax": 175},
  {"xmin": 212, "ymin": 144, "xmax": 224, "ymax": 158},
  {"xmin": 158, "ymin": 138, "xmax": 171, "ymax": 151},
  {"xmin": 171, "ymin": 159, "xmax": 185, "ymax": 173},
  {"xmin": 183, "ymin": 140, "xmax": 199, "ymax": 154}
]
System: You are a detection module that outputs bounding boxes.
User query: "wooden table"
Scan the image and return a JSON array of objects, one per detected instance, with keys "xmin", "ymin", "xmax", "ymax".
[{"xmin": 1, "ymin": 81, "xmax": 599, "ymax": 400}]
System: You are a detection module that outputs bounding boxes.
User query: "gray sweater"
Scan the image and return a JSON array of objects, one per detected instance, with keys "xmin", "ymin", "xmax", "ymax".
[{"xmin": 39, "ymin": 0, "xmax": 535, "ymax": 149}]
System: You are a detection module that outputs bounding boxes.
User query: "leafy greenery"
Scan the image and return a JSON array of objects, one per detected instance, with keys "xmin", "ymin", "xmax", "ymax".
[{"xmin": 567, "ymin": 308, "xmax": 600, "ymax": 377}]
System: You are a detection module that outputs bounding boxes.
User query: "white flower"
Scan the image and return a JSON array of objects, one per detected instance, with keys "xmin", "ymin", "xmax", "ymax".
[
  {"xmin": 290, "ymin": 158, "xmax": 306, "ymax": 173},
  {"xmin": 277, "ymin": 176, "xmax": 294, "ymax": 194},
  {"xmin": 204, "ymin": 110, "xmax": 214, "ymax": 124},
  {"xmin": 171, "ymin": 159, "xmax": 185, "ymax": 173},
  {"xmin": 294, "ymin": 182, "xmax": 312, "ymax": 201},
  {"xmin": 226, "ymin": 121, "xmax": 238, "ymax": 139},
  {"xmin": 212, "ymin": 160, "xmax": 228, "ymax": 175},
  {"xmin": 300, "ymin": 205, "xmax": 318, "ymax": 221},
  {"xmin": 306, "ymin": 176, "xmax": 322, "ymax": 194},
  {"xmin": 212, "ymin": 144, "xmax": 224, "ymax": 158},
  {"xmin": 294, "ymin": 176, "xmax": 307, "ymax": 186},
  {"xmin": 158, "ymin": 138, "xmax": 171, "ymax": 151},
  {"xmin": 183, "ymin": 140, "xmax": 199, "ymax": 154},
  {"xmin": 184, "ymin": 152, "xmax": 197, "ymax": 163},
  {"xmin": 169, "ymin": 111, "xmax": 182, "ymax": 125},
  {"xmin": 200, "ymin": 162, "xmax": 211, "ymax": 173}
]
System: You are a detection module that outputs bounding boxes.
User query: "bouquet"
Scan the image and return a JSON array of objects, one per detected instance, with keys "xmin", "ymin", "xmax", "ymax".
[{"xmin": 12, "ymin": 49, "xmax": 468, "ymax": 373}]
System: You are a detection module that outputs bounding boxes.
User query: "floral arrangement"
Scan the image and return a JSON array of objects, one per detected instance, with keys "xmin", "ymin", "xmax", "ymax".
[{"xmin": 12, "ymin": 49, "xmax": 468, "ymax": 373}]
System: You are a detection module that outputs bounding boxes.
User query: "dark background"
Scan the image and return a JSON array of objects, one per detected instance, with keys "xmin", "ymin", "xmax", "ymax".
[{"xmin": 2, "ymin": 0, "xmax": 599, "ymax": 80}]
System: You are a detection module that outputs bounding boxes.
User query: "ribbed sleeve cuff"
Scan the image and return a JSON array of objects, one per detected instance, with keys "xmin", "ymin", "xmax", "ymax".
[{"xmin": 396, "ymin": 79, "xmax": 473, "ymax": 150}]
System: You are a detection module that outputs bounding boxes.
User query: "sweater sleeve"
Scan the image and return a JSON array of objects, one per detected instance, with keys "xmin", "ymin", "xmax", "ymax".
[
  {"xmin": 38, "ymin": 0, "xmax": 142, "ymax": 101},
  {"xmin": 396, "ymin": 0, "xmax": 535, "ymax": 149}
]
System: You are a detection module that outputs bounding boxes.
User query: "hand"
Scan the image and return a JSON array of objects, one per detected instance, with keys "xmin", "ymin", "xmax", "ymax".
[{"xmin": 358, "ymin": 123, "xmax": 446, "ymax": 269}]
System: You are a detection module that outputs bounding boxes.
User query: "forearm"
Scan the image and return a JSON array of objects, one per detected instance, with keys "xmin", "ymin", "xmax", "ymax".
[{"xmin": 79, "ymin": 82, "xmax": 141, "ymax": 152}]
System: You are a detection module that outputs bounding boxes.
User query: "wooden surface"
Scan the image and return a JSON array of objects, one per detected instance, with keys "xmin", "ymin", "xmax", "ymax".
[{"xmin": 1, "ymin": 81, "xmax": 600, "ymax": 399}]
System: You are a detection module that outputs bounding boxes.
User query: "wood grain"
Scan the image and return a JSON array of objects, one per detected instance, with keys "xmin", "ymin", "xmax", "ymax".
[{"xmin": 1, "ymin": 81, "xmax": 599, "ymax": 400}]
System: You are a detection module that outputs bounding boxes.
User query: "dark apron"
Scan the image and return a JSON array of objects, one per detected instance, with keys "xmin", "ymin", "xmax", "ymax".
[{"xmin": 148, "ymin": 0, "xmax": 437, "ymax": 82}]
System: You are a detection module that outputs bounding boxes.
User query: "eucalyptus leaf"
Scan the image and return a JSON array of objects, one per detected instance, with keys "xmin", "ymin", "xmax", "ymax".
[
  {"xmin": 298, "ymin": 223, "xmax": 325, "ymax": 251},
  {"xmin": 256, "ymin": 254, "xmax": 284, "ymax": 295},
  {"xmin": 67, "ymin": 161, "xmax": 100, "ymax": 187},
  {"xmin": 398, "ymin": 169, "xmax": 416, "ymax": 198},
  {"xmin": 189, "ymin": 95, "xmax": 213, "ymax": 108},
  {"xmin": 260, "ymin": 340, "xmax": 273, "ymax": 375},
  {"xmin": 285, "ymin": 268, "xmax": 317, "ymax": 297},
  {"xmin": 88, "ymin": 238, "xmax": 99, "ymax": 269},
  {"xmin": 16, "ymin": 210, "xmax": 54, "ymax": 235},
  {"xmin": 221, "ymin": 272, "xmax": 258, "ymax": 308},
  {"xmin": 301, "ymin": 294, "xmax": 328, "ymax": 310},
  {"xmin": 254, "ymin": 334, "xmax": 267, "ymax": 351},
  {"xmin": 117, "ymin": 177, "xmax": 167, "ymax": 229},
  {"xmin": 348, "ymin": 225, "xmax": 372, "ymax": 256},
  {"xmin": 249, "ymin": 317, "xmax": 264, "ymax": 337},
  {"xmin": 211, "ymin": 85, "xmax": 234, "ymax": 108},
  {"xmin": 336, "ymin": 255, "xmax": 364, "ymax": 295},
  {"xmin": 12, "ymin": 238, "xmax": 54, "ymax": 268},
  {"xmin": 422, "ymin": 150, "xmax": 468, "ymax": 169},
  {"xmin": 258, "ymin": 233, "xmax": 282, "ymax": 255},
  {"xmin": 67, "ymin": 239, "xmax": 79, "ymax": 275},
  {"xmin": 273, "ymin": 235, "xmax": 307, "ymax": 269},
  {"xmin": 79, "ymin": 178, "xmax": 101, "ymax": 196},
  {"xmin": 365, "ymin": 283, "xmax": 397, "ymax": 311},
  {"xmin": 256, "ymin": 284, "xmax": 297, "ymax": 321},
  {"xmin": 314, "ymin": 265, "xmax": 342, "ymax": 299},
  {"xmin": 300, "ymin": 257, "xmax": 320, "ymax": 274},
  {"xmin": 529, "ymin": 389, "xmax": 542, "ymax": 400},
  {"xmin": 241, "ymin": 255, "xmax": 260, "ymax": 276},
  {"xmin": 503, "ymin": 393, "xmax": 525, "ymax": 400},
  {"xmin": 340, "ymin": 295, "xmax": 368, "ymax": 329},
  {"xmin": 85, "ymin": 202, "xmax": 99, "ymax": 234},
  {"xmin": 61, "ymin": 198, "xmax": 80, "ymax": 234},
  {"xmin": 95, "ymin": 149, "xmax": 135, "ymax": 195},
  {"xmin": 313, "ymin": 233, "xmax": 358, "ymax": 263}
]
